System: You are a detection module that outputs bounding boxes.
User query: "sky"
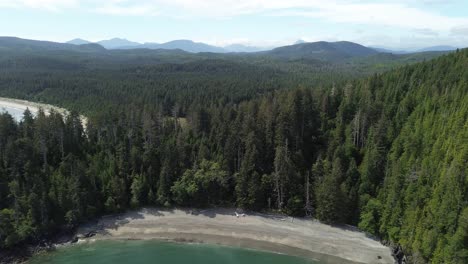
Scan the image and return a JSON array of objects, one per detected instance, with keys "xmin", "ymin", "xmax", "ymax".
[{"xmin": 0, "ymin": 0, "xmax": 468, "ymax": 49}]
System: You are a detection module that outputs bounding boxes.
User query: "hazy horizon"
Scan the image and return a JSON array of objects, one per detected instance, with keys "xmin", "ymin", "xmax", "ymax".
[
  {"xmin": 1, "ymin": 0, "xmax": 467, "ymax": 50},
  {"xmin": 1, "ymin": 35, "xmax": 465, "ymax": 52}
]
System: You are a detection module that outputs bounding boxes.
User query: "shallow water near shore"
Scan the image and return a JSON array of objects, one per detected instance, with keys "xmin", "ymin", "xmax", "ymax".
[{"xmin": 28, "ymin": 240, "xmax": 321, "ymax": 264}]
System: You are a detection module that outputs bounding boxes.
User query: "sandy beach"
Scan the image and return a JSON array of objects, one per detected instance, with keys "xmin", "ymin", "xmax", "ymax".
[
  {"xmin": 0, "ymin": 97, "xmax": 87, "ymax": 127},
  {"xmin": 77, "ymin": 208, "xmax": 393, "ymax": 264},
  {"xmin": 0, "ymin": 97, "xmax": 67, "ymax": 115}
]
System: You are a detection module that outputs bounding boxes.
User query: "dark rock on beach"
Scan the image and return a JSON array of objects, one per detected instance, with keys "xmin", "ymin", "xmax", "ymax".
[{"xmin": 0, "ymin": 229, "xmax": 76, "ymax": 264}]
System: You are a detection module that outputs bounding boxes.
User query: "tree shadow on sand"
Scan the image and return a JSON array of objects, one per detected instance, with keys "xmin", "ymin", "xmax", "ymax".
[{"xmin": 179, "ymin": 208, "xmax": 240, "ymax": 218}]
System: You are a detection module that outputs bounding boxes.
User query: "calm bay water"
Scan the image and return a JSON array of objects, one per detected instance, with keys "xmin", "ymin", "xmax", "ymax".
[{"xmin": 29, "ymin": 240, "xmax": 319, "ymax": 264}]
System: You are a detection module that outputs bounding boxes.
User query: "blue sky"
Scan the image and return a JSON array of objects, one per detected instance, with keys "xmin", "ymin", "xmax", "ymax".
[{"xmin": 1, "ymin": 0, "xmax": 468, "ymax": 49}]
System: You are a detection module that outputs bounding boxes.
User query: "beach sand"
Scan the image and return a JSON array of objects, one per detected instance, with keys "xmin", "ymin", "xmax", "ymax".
[
  {"xmin": 0, "ymin": 97, "xmax": 87, "ymax": 127},
  {"xmin": 77, "ymin": 208, "xmax": 393, "ymax": 264},
  {"xmin": 0, "ymin": 97, "xmax": 66, "ymax": 115}
]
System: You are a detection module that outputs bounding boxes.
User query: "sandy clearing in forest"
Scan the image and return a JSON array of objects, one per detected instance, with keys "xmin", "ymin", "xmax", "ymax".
[{"xmin": 77, "ymin": 208, "xmax": 393, "ymax": 264}]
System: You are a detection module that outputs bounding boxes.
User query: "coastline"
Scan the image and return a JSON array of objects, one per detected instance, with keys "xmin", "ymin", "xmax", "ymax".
[
  {"xmin": 0, "ymin": 97, "xmax": 68, "ymax": 115},
  {"xmin": 73, "ymin": 208, "xmax": 394, "ymax": 264},
  {"xmin": 0, "ymin": 97, "xmax": 87, "ymax": 127},
  {"xmin": 0, "ymin": 230, "xmax": 76, "ymax": 264}
]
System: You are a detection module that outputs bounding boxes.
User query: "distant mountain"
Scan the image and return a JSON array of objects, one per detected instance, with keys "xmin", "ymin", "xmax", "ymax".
[
  {"xmin": 67, "ymin": 38, "xmax": 91, "ymax": 45},
  {"xmin": 294, "ymin": 39, "xmax": 306, "ymax": 45},
  {"xmin": 97, "ymin": 38, "xmax": 141, "ymax": 49},
  {"xmin": 331, "ymin": 41, "xmax": 379, "ymax": 56},
  {"xmin": 369, "ymin": 46, "xmax": 409, "ymax": 54},
  {"xmin": 142, "ymin": 40, "xmax": 226, "ymax": 53},
  {"xmin": 101, "ymin": 39, "xmax": 225, "ymax": 53},
  {"xmin": 370, "ymin": 45, "xmax": 460, "ymax": 54},
  {"xmin": 416, "ymin": 45, "xmax": 458, "ymax": 52},
  {"xmin": 266, "ymin": 41, "xmax": 378, "ymax": 62},
  {"xmin": 3, "ymin": 36, "xmax": 454, "ymax": 65},
  {"xmin": 370, "ymin": 47, "xmax": 393, "ymax": 53},
  {"xmin": 66, "ymin": 37, "xmax": 271, "ymax": 53},
  {"xmin": 74, "ymin": 43, "xmax": 107, "ymax": 52},
  {"xmin": 224, "ymin": 44, "xmax": 269, "ymax": 53},
  {"xmin": 0, "ymin": 37, "xmax": 105, "ymax": 53}
]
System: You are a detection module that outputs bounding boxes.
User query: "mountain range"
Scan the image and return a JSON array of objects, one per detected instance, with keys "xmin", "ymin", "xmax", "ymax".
[
  {"xmin": 65, "ymin": 37, "xmax": 462, "ymax": 54},
  {"xmin": 65, "ymin": 38, "xmax": 265, "ymax": 53},
  {"xmin": 0, "ymin": 37, "xmax": 105, "ymax": 52},
  {"xmin": 266, "ymin": 41, "xmax": 378, "ymax": 62},
  {"xmin": 0, "ymin": 36, "xmax": 459, "ymax": 65},
  {"xmin": 371, "ymin": 45, "xmax": 460, "ymax": 54}
]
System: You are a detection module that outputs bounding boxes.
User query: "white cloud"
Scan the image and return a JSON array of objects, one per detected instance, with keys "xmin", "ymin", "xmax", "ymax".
[
  {"xmin": 0, "ymin": 0, "xmax": 78, "ymax": 11},
  {"xmin": 451, "ymin": 26, "xmax": 468, "ymax": 36},
  {"xmin": 94, "ymin": 3, "xmax": 158, "ymax": 16},
  {"xmin": 99, "ymin": 1, "xmax": 468, "ymax": 33},
  {"xmin": 2, "ymin": 0, "xmax": 468, "ymax": 35},
  {"xmin": 412, "ymin": 28, "xmax": 439, "ymax": 36},
  {"xmin": 267, "ymin": 2, "xmax": 468, "ymax": 32}
]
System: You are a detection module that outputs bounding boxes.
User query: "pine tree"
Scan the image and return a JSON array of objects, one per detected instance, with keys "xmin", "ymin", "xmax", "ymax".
[
  {"xmin": 315, "ymin": 158, "xmax": 345, "ymax": 224},
  {"xmin": 235, "ymin": 132, "xmax": 263, "ymax": 209}
]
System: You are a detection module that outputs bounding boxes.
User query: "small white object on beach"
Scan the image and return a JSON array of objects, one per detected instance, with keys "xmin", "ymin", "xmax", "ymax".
[{"xmin": 235, "ymin": 212, "xmax": 246, "ymax": 218}]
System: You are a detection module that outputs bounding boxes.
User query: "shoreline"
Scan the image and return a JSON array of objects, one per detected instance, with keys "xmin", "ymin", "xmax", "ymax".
[
  {"xmin": 73, "ymin": 208, "xmax": 393, "ymax": 264},
  {"xmin": 0, "ymin": 97, "xmax": 87, "ymax": 127},
  {"xmin": 0, "ymin": 230, "xmax": 76, "ymax": 264},
  {"xmin": 0, "ymin": 97, "xmax": 68, "ymax": 116}
]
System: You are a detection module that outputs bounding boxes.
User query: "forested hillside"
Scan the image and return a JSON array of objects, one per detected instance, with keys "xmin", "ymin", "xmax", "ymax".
[
  {"xmin": 265, "ymin": 41, "xmax": 378, "ymax": 61},
  {"xmin": 0, "ymin": 41, "xmax": 466, "ymax": 263},
  {"xmin": 0, "ymin": 39, "xmax": 448, "ymax": 110}
]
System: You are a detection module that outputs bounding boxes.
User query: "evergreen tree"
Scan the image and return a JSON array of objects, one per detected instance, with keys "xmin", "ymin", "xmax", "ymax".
[{"xmin": 315, "ymin": 158, "xmax": 345, "ymax": 224}]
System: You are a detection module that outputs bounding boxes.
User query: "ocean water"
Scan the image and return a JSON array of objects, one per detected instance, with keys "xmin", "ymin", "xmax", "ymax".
[{"xmin": 29, "ymin": 240, "xmax": 319, "ymax": 264}]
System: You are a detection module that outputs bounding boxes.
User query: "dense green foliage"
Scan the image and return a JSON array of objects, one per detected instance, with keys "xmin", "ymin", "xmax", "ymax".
[
  {"xmin": 0, "ymin": 41, "xmax": 466, "ymax": 263},
  {"xmin": 0, "ymin": 38, "xmax": 448, "ymax": 117}
]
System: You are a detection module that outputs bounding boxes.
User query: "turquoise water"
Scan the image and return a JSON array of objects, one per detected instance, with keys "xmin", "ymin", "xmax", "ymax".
[{"xmin": 29, "ymin": 240, "xmax": 319, "ymax": 264}]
